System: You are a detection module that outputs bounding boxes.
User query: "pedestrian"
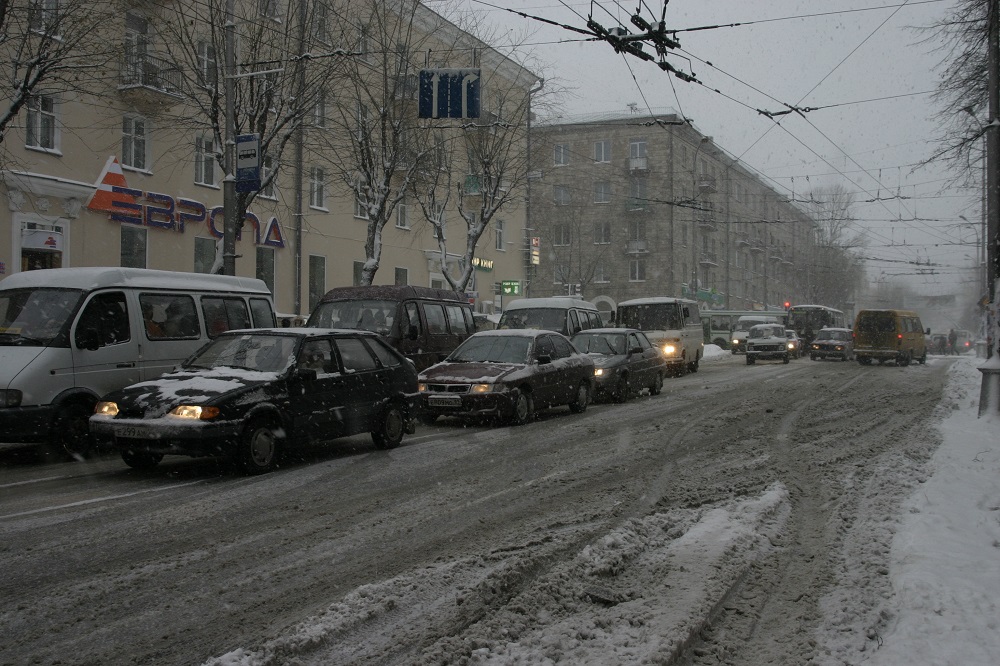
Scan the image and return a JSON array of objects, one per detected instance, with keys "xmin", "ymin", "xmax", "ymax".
[{"xmin": 948, "ymin": 328, "xmax": 958, "ymax": 355}]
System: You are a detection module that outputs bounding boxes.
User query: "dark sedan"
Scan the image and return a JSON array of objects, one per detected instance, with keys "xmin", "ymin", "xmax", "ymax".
[
  {"xmin": 809, "ymin": 327, "xmax": 855, "ymax": 361},
  {"xmin": 90, "ymin": 329, "xmax": 418, "ymax": 473},
  {"xmin": 417, "ymin": 330, "xmax": 595, "ymax": 425},
  {"xmin": 571, "ymin": 328, "xmax": 665, "ymax": 402}
]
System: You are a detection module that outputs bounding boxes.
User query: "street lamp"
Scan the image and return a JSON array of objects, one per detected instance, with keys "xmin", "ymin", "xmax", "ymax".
[{"xmin": 959, "ymin": 214, "xmax": 987, "ymax": 297}]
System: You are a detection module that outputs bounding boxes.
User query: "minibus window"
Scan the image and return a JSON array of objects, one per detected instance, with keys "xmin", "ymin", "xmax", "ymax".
[
  {"xmin": 76, "ymin": 292, "xmax": 130, "ymax": 348},
  {"xmin": 250, "ymin": 298, "xmax": 275, "ymax": 328},
  {"xmin": 140, "ymin": 294, "xmax": 199, "ymax": 339},
  {"xmin": 424, "ymin": 304, "xmax": 448, "ymax": 334},
  {"xmin": 446, "ymin": 305, "xmax": 468, "ymax": 334},
  {"xmin": 202, "ymin": 297, "xmax": 251, "ymax": 338}
]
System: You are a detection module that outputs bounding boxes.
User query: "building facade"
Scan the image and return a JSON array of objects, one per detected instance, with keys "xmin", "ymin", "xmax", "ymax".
[
  {"xmin": 528, "ymin": 111, "xmax": 819, "ymax": 318},
  {"xmin": 0, "ymin": 0, "xmax": 536, "ymax": 318}
]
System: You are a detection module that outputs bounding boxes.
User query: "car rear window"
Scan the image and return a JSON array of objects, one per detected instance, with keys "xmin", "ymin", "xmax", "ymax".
[{"xmin": 857, "ymin": 312, "xmax": 895, "ymax": 333}]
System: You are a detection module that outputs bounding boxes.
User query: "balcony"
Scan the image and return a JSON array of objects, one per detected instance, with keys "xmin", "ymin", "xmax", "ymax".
[
  {"xmin": 697, "ymin": 216, "xmax": 717, "ymax": 233},
  {"xmin": 629, "ymin": 156, "xmax": 649, "ymax": 172},
  {"xmin": 699, "ymin": 252, "xmax": 719, "ymax": 267},
  {"xmin": 696, "ymin": 174, "xmax": 717, "ymax": 194},
  {"xmin": 119, "ymin": 53, "xmax": 183, "ymax": 108},
  {"xmin": 626, "ymin": 197, "xmax": 649, "ymax": 212},
  {"xmin": 626, "ymin": 239, "xmax": 649, "ymax": 254}
]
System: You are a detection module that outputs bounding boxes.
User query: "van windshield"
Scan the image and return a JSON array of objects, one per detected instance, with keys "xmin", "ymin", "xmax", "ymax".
[
  {"xmin": 308, "ymin": 300, "xmax": 396, "ymax": 336},
  {"xmin": 499, "ymin": 308, "xmax": 566, "ymax": 332},
  {"xmin": 0, "ymin": 288, "xmax": 84, "ymax": 347},
  {"xmin": 618, "ymin": 303, "xmax": 682, "ymax": 330}
]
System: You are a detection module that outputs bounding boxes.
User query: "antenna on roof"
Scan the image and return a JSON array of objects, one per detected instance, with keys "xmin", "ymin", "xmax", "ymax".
[{"xmin": 627, "ymin": 102, "xmax": 638, "ymax": 113}]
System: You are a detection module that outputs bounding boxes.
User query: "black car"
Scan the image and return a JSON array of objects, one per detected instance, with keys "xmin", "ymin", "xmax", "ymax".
[
  {"xmin": 809, "ymin": 327, "xmax": 855, "ymax": 361},
  {"xmin": 571, "ymin": 328, "xmax": 665, "ymax": 402},
  {"xmin": 90, "ymin": 329, "xmax": 418, "ymax": 473},
  {"xmin": 417, "ymin": 330, "xmax": 595, "ymax": 425}
]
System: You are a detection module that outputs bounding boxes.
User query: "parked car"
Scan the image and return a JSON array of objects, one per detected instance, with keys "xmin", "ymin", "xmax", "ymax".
[
  {"xmin": 498, "ymin": 297, "xmax": 603, "ymax": 337},
  {"xmin": 570, "ymin": 328, "xmax": 665, "ymax": 402},
  {"xmin": 746, "ymin": 324, "xmax": 790, "ymax": 364},
  {"xmin": 853, "ymin": 309, "xmax": 927, "ymax": 366},
  {"xmin": 784, "ymin": 330, "xmax": 803, "ymax": 359},
  {"xmin": 417, "ymin": 329, "xmax": 595, "ymax": 425},
  {"xmin": 90, "ymin": 329, "xmax": 418, "ymax": 473},
  {"xmin": 809, "ymin": 327, "xmax": 855, "ymax": 361}
]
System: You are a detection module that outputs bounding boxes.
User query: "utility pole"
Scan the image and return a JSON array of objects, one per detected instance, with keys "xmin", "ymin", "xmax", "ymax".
[
  {"xmin": 222, "ymin": 0, "xmax": 237, "ymax": 276},
  {"xmin": 979, "ymin": 0, "xmax": 1000, "ymax": 415}
]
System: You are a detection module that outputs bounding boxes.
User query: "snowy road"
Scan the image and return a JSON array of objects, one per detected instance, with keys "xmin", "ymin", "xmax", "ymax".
[{"xmin": 0, "ymin": 353, "xmax": 953, "ymax": 665}]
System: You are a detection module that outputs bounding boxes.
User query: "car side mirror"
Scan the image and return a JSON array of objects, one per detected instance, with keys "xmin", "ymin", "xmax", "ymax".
[
  {"xmin": 77, "ymin": 327, "xmax": 101, "ymax": 351},
  {"xmin": 407, "ymin": 324, "xmax": 419, "ymax": 340},
  {"xmin": 293, "ymin": 367, "xmax": 318, "ymax": 382},
  {"xmin": 537, "ymin": 354, "xmax": 552, "ymax": 365},
  {"xmin": 925, "ymin": 327, "xmax": 931, "ymax": 335}
]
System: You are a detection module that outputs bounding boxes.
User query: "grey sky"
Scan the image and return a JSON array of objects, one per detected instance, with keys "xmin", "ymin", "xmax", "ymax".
[{"xmin": 456, "ymin": 0, "xmax": 978, "ymax": 301}]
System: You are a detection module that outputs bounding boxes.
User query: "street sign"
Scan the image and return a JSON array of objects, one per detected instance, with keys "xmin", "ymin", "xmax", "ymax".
[
  {"xmin": 501, "ymin": 280, "xmax": 521, "ymax": 295},
  {"xmin": 235, "ymin": 134, "xmax": 261, "ymax": 193},
  {"xmin": 418, "ymin": 68, "xmax": 481, "ymax": 119},
  {"xmin": 530, "ymin": 236, "xmax": 541, "ymax": 266}
]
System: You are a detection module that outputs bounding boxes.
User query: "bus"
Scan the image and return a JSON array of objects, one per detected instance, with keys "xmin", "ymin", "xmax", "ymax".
[
  {"xmin": 786, "ymin": 304, "xmax": 846, "ymax": 346},
  {"xmin": 703, "ymin": 309, "xmax": 787, "ymax": 349}
]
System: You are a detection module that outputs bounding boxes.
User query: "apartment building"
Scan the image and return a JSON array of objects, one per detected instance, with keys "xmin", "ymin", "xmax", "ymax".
[
  {"xmin": 528, "ymin": 110, "xmax": 818, "ymax": 316},
  {"xmin": 0, "ymin": 0, "xmax": 536, "ymax": 317}
]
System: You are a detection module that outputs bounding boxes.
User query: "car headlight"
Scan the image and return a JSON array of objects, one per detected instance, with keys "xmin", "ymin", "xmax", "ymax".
[
  {"xmin": 662, "ymin": 344, "xmax": 678, "ymax": 356},
  {"xmin": 94, "ymin": 400, "xmax": 118, "ymax": 417},
  {"xmin": 732, "ymin": 338, "xmax": 740, "ymax": 345},
  {"xmin": 470, "ymin": 384, "xmax": 494, "ymax": 394},
  {"xmin": 594, "ymin": 368, "xmax": 604, "ymax": 376},
  {"xmin": 787, "ymin": 342, "xmax": 794, "ymax": 350},
  {"xmin": 417, "ymin": 382, "xmax": 428, "ymax": 392},
  {"xmin": 169, "ymin": 405, "xmax": 220, "ymax": 420}
]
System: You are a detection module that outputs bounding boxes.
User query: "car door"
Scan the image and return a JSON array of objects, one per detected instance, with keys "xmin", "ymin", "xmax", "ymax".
[
  {"xmin": 530, "ymin": 334, "xmax": 560, "ymax": 407},
  {"xmin": 287, "ymin": 338, "xmax": 349, "ymax": 441},
  {"xmin": 626, "ymin": 332, "xmax": 650, "ymax": 384},
  {"xmin": 549, "ymin": 334, "xmax": 582, "ymax": 404},
  {"xmin": 332, "ymin": 335, "xmax": 383, "ymax": 435},
  {"xmin": 71, "ymin": 290, "xmax": 141, "ymax": 397},
  {"xmin": 636, "ymin": 331, "xmax": 663, "ymax": 379}
]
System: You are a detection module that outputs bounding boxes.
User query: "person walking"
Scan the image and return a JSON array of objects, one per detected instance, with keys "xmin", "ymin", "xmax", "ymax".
[{"xmin": 948, "ymin": 328, "xmax": 958, "ymax": 355}]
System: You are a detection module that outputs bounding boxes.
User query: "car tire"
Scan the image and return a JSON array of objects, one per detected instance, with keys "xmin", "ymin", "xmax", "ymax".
[
  {"xmin": 613, "ymin": 375, "xmax": 630, "ymax": 403},
  {"xmin": 713, "ymin": 338, "xmax": 728, "ymax": 349},
  {"xmin": 897, "ymin": 352, "xmax": 911, "ymax": 367},
  {"xmin": 676, "ymin": 358, "xmax": 689, "ymax": 377},
  {"xmin": 650, "ymin": 372, "xmax": 663, "ymax": 396},
  {"xmin": 372, "ymin": 402, "xmax": 405, "ymax": 449},
  {"xmin": 508, "ymin": 389, "xmax": 533, "ymax": 426},
  {"xmin": 121, "ymin": 448, "xmax": 163, "ymax": 469},
  {"xmin": 568, "ymin": 381, "xmax": 590, "ymax": 413},
  {"xmin": 859, "ymin": 357, "xmax": 872, "ymax": 365},
  {"xmin": 810, "ymin": 354, "xmax": 817, "ymax": 361},
  {"xmin": 689, "ymin": 356, "xmax": 700, "ymax": 373},
  {"xmin": 783, "ymin": 354, "xmax": 790, "ymax": 364},
  {"xmin": 237, "ymin": 416, "xmax": 281, "ymax": 474},
  {"xmin": 53, "ymin": 400, "xmax": 96, "ymax": 460},
  {"xmin": 746, "ymin": 356, "xmax": 755, "ymax": 365}
]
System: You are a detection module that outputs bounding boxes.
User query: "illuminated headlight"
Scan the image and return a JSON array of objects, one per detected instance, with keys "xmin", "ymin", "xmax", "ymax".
[
  {"xmin": 732, "ymin": 339, "xmax": 740, "ymax": 346},
  {"xmin": 594, "ymin": 368, "xmax": 604, "ymax": 377},
  {"xmin": 94, "ymin": 401, "xmax": 118, "ymax": 417},
  {"xmin": 787, "ymin": 342, "xmax": 795, "ymax": 350},
  {"xmin": 0, "ymin": 389, "xmax": 22, "ymax": 408},
  {"xmin": 417, "ymin": 382, "xmax": 429, "ymax": 392},
  {"xmin": 834, "ymin": 345, "xmax": 844, "ymax": 351},
  {"xmin": 662, "ymin": 344, "xmax": 678, "ymax": 356},
  {"xmin": 811, "ymin": 344, "xmax": 820, "ymax": 350},
  {"xmin": 470, "ymin": 384, "xmax": 494, "ymax": 394},
  {"xmin": 169, "ymin": 405, "xmax": 220, "ymax": 420}
]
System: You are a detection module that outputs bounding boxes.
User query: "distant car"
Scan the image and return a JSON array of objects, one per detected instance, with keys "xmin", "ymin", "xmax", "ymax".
[
  {"xmin": 746, "ymin": 324, "xmax": 790, "ymax": 365},
  {"xmin": 784, "ymin": 330, "xmax": 802, "ymax": 359},
  {"xmin": 809, "ymin": 327, "xmax": 855, "ymax": 361},
  {"xmin": 570, "ymin": 328, "xmax": 666, "ymax": 402},
  {"xmin": 90, "ymin": 329, "xmax": 418, "ymax": 473},
  {"xmin": 417, "ymin": 329, "xmax": 595, "ymax": 425},
  {"xmin": 929, "ymin": 333, "xmax": 948, "ymax": 355}
]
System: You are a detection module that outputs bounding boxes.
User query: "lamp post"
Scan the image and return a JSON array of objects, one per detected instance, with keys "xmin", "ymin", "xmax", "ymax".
[
  {"xmin": 691, "ymin": 136, "xmax": 711, "ymax": 303},
  {"xmin": 959, "ymin": 215, "xmax": 987, "ymax": 297}
]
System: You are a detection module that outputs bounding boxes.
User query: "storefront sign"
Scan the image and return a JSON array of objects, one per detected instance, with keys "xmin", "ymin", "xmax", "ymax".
[
  {"xmin": 472, "ymin": 257, "xmax": 493, "ymax": 271},
  {"xmin": 21, "ymin": 229, "xmax": 64, "ymax": 251}
]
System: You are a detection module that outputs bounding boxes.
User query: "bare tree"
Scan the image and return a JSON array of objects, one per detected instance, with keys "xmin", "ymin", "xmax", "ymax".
[
  {"xmin": 803, "ymin": 185, "xmax": 866, "ymax": 308},
  {"xmin": 0, "ymin": 0, "xmax": 113, "ymax": 150}
]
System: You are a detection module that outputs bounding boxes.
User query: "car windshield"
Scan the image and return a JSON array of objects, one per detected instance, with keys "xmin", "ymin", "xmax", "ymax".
[
  {"xmin": 736, "ymin": 319, "xmax": 772, "ymax": 333},
  {"xmin": 498, "ymin": 308, "xmax": 567, "ymax": 331},
  {"xmin": 571, "ymin": 332, "xmax": 626, "ymax": 355},
  {"xmin": 0, "ymin": 287, "xmax": 84, "ymax": 347},
  {"xmin": 308, "ymin": 299, "xmax": 396, "ymax": 336},
  {"xmin": 185, "ymin": 333, "xmax": 299, "ymax": 373},
  {"xmin": 818, "ymin": 331, "xmax": 850, "ymax": 342},
  {"xmin": 617, "ymin": 303, "xmax": 683, "ymax": 330},
  {"xmin": 448, "ymin": 335, "xmax": 532, "ymax": 364},
  {"xmin": 750, "ymin": 326, "xmax": 779, "ymax": 339}
]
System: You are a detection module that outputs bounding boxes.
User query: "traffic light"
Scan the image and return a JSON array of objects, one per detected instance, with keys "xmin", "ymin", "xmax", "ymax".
[{"xmin": 784, "ymin": 301, "xmax": 791, "ymax": 310}]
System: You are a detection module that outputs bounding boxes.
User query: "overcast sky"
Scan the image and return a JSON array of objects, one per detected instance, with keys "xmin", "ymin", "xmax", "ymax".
[{"xmin": 451, "ymin": 0, "xmax": 979, "ymax": 303}]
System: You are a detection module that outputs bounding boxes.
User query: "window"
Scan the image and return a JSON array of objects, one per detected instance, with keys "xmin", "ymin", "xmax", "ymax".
[
  {"xmin": 446, "ymin": 305, "xmax": 468, "ymax": 334},
  {"xmin": 250, "ymin": 298, "xmax": 274, "ymax": 327},
  {"xmin": 259, "ymin": 0, "xmax": 279, "ymax": 19},
  {"xmin": 122, "ymin": 115, "xmax": 148, "ymax": 171},
  {"xmin": 594, "ymin": 220, "xmax": 611, "ymax": 244},
  {"xmin": 201, "ymin": 297, "xmax": 250, "ymax": 337},
  {"xmin": 197, "ymin": 41, "xmax": 217, "ymax": 87},
  {"xmin": 594, "ymin": 139, "xmax": 610, "ymax": 163},
  {"xmin": 368, "ymin": 338, "xmax": 401, "ymax": 367},
  {"xmin": 594, "ymin": 262, "xmax": 609, "ymax": 283},
  {"xmin": 256, "ymin": 246, "xmax": 275, "ymax": 294},
  {"xmin": 630, "ymin": 140, "xmax": 647, "ymax": 159},
  {"xmin": 554, "ymin": 143, "xmax": 569, "ymax": 166},
  {"xmin": 76, "ymin": 292, "xmax": 130, "ymax": 348},
  {"xmin": 594, "ymin": 181, "xmax": 610, "ymax": 204},
  {"xmin": 353, "ymin": 261, "xmax": 365, "ymax": 286},
  {"xmin": 336, "ymin": 337, "xmax": 378, "ymax": 373},
  {"xmin": 313, "ymin": 2, "xmax": 329, "ymax": 43},
  {"xmin": 630, "ymin": 257, "xmax": 646, "ymax": 281},
  {"xmin": 121, "ymin": 225, "xmax": 146, "ymax": 268},
  {"xmin": 194, "ymin": 237, "xmax": 217, "ymax": 273},
  {"xmin": 357, "ymin": 24, "xmax": 371, "ymax": 62},
  {"xmin": 309, "ymin": 166, "xmax": 325, "ymax": 209},
  {"xmin": 553, "ymin": 185, "xmax": 570, "ymax": 206},
  {"xmin": 25, "ymin": 94, "xmax": 57, "ymax": 151},
  {"xmin": 313, "ymin": 90, "xmax": 326, "ymax": 127},
  {"xmin": 628, "ymin": 177, "xmax": 647, "ymax": 210},
  {"xmin": 396, "ymin": 201, "xmax": 410, "ymax": 229},
  {"xmin": 628, "ymin": 219, "xmax": 646, "ymax": 242},
  {"xmin": 394, "ymin": 267, "xmax": 408, "ymax": 285},
  {"xmin": 554, "ymin": 223, "xmax": 570, "ymax": 246},
  {"xmin": 29, "ymin": 0, "xmax": 59, "ymax": 35},
  {"xmin": 195, "ymin": 134, "xmax": 216, "ymax": 186},
  {"xmin": 260, "ymin": 155, "xmax": 276, "ymax": 199},
  {"xmin": 140, "ymin": 294, "xmax": 199, "ymax": 340},
  {"xmin": 495, "ymin": 219, "xmax": 505, "ymax": 250},
  {"xmin": 354, "ymin": 194, "xmax": 369, "ymax": 219},
  {"xmin": 424, "ymin": 304, "xmax": 448, "ymax": 334},
  {"xmin": 308, "ymin": 255, "xmax": 326, "ymax": 311}
]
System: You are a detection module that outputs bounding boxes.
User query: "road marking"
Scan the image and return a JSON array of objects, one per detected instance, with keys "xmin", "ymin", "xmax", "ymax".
[
  {"xmin": 0, "ymin": 480, "xmax": 206, "ymax": 520},
  {"xmin": 0, "ymin": 475, "xmax": 68, "ymax": 489}
]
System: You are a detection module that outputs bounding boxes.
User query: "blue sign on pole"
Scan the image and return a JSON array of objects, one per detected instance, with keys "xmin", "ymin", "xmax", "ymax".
[
  {"xmin": 235, "ymin": 134, "xmax": 261, "ymax": 193},
  {"xmin": 418, "ymin": 69, "xmax": 481, "ymax": 120}
]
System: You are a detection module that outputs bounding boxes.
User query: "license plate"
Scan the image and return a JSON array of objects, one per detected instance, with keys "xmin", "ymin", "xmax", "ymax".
[
  {"xmin": 113, "ymin": 424, "xmax": 160, "ymax": 440},
  {"xmin": 428, "ymin": 394, "xmax": 462, "ymax": 407}
]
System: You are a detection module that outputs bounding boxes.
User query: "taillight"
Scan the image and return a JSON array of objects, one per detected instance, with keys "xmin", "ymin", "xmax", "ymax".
[{"xmin": 897, "ymin": 334, "xmax": 903, "ymax": 339}]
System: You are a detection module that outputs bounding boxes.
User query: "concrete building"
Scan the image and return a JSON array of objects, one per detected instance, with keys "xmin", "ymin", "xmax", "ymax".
[
  {"xmin": 527, "ymin": 110, "xmax": 819, "ymax": 318},
  {"xmin": 0, "ymin": 0, "xmax": 536, "ymax": 318}
]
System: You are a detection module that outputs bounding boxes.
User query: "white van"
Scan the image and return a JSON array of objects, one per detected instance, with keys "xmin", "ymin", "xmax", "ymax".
[
  {"xmin": 0, "ymin": 267, "xmax": 275, "ymax": 457},
  {"xmin": 498, "ymin": 297, "xmax": 602, "ymax": 337},
  {"xmin": 616, "ymin": 297, "xmax": 703, "ymax": 376},
  {"xmin": 730, "ymin": 314, "xmax": 780, "ymax": 354}
]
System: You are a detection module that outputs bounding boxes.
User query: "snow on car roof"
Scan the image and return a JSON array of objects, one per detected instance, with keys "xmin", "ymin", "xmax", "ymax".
[
  {"xmin": 617, "ymin": 296, "xmax": 695, "ymax": 306},
  {"xmin": 473, "ymin": 329, "xmax": 547, "ymax": 338}
]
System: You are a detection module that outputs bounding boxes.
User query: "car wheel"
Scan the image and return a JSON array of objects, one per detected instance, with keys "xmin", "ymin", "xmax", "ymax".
[
  {"xmin": 689, "ymin": 356, "xmax": 700, "ymax": 373},
  {"xmin": 237, "ymin": 416, "xmax": 281, "ymax": 474},
  {"xmin": 676, "ymin": 358, "xmax": 689, "ymax": 377},
  {"xmin": 53, "ymin": 400, "xmax": 95, "ymax": 460},
  {"xmin": 918, "ymin": 351, "xmax": 927, "ymax": 365},
  {"xmin": 859, "ymin": 357, "xmax": 872, "ymax": 365},
  {"xmin": 810, "ymin": 354, "xmax": 817, "ymax": 361},
  {"xmin": 713, "ymin": 338, "xmax": 728, "ymax": 349},
  {"xmin": 746, "ymin": 356, "xmax": 755, "ymax": 365},
  {"xmin": 508, "ymin": 388, "xmax": 533, "ymax": 425},
  {"xmin": 569, "ymin": 381, "xmax": 590, "ymax": 413},
  {"xmin": 783, "ymin": 354, "xmax": 790, "ymax": 364},
  {"xmin": 121, "ymin": 448, "xmax": 163, "ymax": 470},
  {"xmin": 650, "ymin": 372, "xmax": 663, "ymax": 396},
  {"xmin": 897, "ymin": 352, "xmax": 911, "ymax": 367},
  {"xmin": 613, "ymin": 374, "xmax": 630, "ymax": 403},
  {"xmin": 372, "ymin": 402, "xmax": 405, "ymax": 449}
]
